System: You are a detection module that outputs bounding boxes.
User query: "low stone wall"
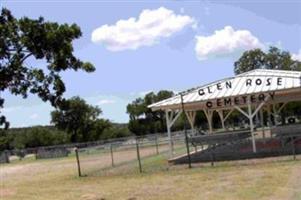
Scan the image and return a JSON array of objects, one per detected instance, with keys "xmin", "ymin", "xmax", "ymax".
[{"xmin": 36, "ymin": 147, "xmax": 69, "ymax": 159}]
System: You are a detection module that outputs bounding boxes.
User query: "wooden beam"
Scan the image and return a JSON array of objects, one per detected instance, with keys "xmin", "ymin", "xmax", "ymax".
[
  {"xmin": 203, "ymin": 109, "xmax": 213, "ymax": 134},
  {"xmin": 248, "ymin": 102, "xmax": 257, "ymax": 153},
  {"xmin": 217, "ymin": 110, "xmax": 225, "ymax": 130}
]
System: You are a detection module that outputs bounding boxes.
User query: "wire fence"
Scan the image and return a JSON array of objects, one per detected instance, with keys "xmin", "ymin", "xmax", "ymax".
[
  {"xmin": 1, "ymin": 129, "xmax": 197, "ymax": 174},
  {"xmin": 4, "ymin": 126, "xmax": 300, "ymax": 177},
  {"xmin": 74, "ymin": 133, "xmax": 193, "ymax": 177}
]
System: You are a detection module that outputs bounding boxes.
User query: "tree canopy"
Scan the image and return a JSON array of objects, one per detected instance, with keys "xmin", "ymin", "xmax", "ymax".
[
  {"xmin": 127, "ymin": 90, "xmax": 175, "ymax": 135},
  {"xmin": 0, "ymin": 8, "xmax": 95, "ymax": 129},
  {"xmin": 234, "ymin": 46, "xmax": 301, "ymax": 75},
  {"xmin": 50, "ymin": 96, "xmax": 132, "ymax": 143},
  {"xmin": 51, "ymin": 97, "xmax": 102, "ymax": 142}
]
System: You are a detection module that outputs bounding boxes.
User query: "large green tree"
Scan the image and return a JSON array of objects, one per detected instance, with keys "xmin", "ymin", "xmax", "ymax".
[
  {"xmin": 51, "ymin": 97, "xmax": 102, "ymax": 143},
  {"xmin": 0, "ymin": 8, "xmax": 94, "ymax": 129},
  {"xmin": 127, "ymin": 90, "xmax": 174, "ymax": 135},
  {"xmin": 234, "ymin": 46, "xmax": 301, "ymax": 75}
]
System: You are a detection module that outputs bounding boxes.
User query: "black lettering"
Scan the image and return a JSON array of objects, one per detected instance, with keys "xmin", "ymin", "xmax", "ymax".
[
  {"xmin": 198, "ymin": 89, "xmax": 205, "ymax": 96},
  {"xmin": 277, "ymin": 77, "xmax": 282, "ymax": 86},
  {"xmin": 258, "ymin": 93, "xmax": 265, "ymax": 101},
  {"xmin": 216, "ymin": 83, "xmax": 222, "ymax": 90},
  {"xmin": 266, "ymin": 78, "xmax": 271, "ymax": 86},
  {"xmin": 255, "ymin": 78, "xmax": 262, "ymax": 85},
  {"xmin": 207, "ymin": 86, "xmax": 213, "ymax": 94},
  {"xmin": 224, "ymin": 98, "xmax": 232, "ymax": 106},
  {"xmin": 226, "ymin": 81, "xmax": 232, "ymax": 89},
  {"xmin": 246, "ymin": 79, "xmax": 252, "ymax": 86},
  {"xmin": 251, "ymin": 95, "xmax": 256, "ymax": 103},
  {"xmin": 216, "ymin": 99, "xmax": 222, "ymax": 107},
  {"xmin": 269, "ymin": 92, "xmax": 275, "ymax": 100},
  {"xmin": 206, "ymin": 101, "xmax": 213, "ymax": 108},
  {"xmin": 234, "ymin": 97, "xmax": 240, "ymax": 105},
  {"xmin": 242, "ymin": 96, "xmax": 248, "ymax": 104}
]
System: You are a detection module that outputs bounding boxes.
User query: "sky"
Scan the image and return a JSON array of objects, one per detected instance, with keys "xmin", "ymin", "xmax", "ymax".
[{"xmin": 1, "ymin": 0, "xmax": 301, "ymax": 127}]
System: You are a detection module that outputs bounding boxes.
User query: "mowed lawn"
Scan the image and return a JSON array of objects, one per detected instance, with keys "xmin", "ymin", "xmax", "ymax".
[{"xmin": 1, "ymin": 151, "xmax": 301, "ymax": 200}]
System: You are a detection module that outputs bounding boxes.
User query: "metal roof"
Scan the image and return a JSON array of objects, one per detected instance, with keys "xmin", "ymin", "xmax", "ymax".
[{"xmin": 148, "ymin": 69, "xmax": 301, "ymax": 111}]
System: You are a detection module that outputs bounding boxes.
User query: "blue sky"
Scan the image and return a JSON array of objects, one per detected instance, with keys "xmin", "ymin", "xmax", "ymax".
[{"xmin": 1, "ymin": 0, "xmax": 301, "ymax": 127}]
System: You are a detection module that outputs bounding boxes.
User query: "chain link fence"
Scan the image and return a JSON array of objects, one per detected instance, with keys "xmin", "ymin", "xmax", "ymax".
[
  {"xmin": 1, "ymin": 130, "xmax": 195, "ymax": 176},
  {"xmin": 74, "ymin": 132, "xmax": 193, "ymax": 177}
]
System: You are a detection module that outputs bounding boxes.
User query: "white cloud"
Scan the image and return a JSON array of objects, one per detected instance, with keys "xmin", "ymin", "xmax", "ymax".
[
  {"xmin": 292, "ymin": 50, "xmax": 301, "ymax": 61},
  {"xmin": 29, "ymin": 113, "xmax": 39, "ymax": 119},
  {"xmin": 91, "ymin": 7, "xmax": 196, "ymax": 51},
  {"xmin": 96, "ymin": 99, "xmax": 116, "ymax": 105},
  {"xmin": 195, "ymin": 26, "xmax": 263, "ymax": 60}
]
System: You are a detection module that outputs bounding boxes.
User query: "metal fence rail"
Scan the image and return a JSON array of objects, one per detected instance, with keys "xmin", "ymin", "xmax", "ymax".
[{"xmin": 74, "ymin": 134, "xmax": 188, "ymax": 177}]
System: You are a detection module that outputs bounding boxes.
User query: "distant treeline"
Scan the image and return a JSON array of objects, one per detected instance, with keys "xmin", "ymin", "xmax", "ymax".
[{"xmin": 0, "ymin": 123, "xmax": 131, "ymax": 151}]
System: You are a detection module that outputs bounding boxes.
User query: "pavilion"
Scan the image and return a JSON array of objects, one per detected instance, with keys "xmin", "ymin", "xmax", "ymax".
[{"xmin": 148, "ymin": 69, "xmax": 301, "ymax": 158}]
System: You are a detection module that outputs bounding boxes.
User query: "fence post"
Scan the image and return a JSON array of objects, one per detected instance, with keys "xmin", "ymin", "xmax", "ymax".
[
  {"xmin": 110, "ymin": 144, "xmax": 114, "ymax": 167},
  {"xmin": 180, "ymin": 94, "xmax": 192, "ymax": 169},
  {"xmin": 155, "ymin": 134, "xmax": 159, "ymax": 155},
  {"xmin": 210, "ymin": 146, "xmax": 215, "ymax": 167},
  {"xmin": 136, "ymin": 138, "xmax": 142, "ymax": 173},
  {"xmin": 74, "ymin": 147, "xmax": 82, "ymax": 177},
  {"xmin": 4, "ymin": 150, "xmax": 9, "ymax": 163},
  {"xmin": 291, "ymin": 136, "xmax": 296, "ymax": 160},
  {"xmin": 35, "ymin": 148, "xmax": 38, "ymax": 160},
  {"xmin": 184, "ymin": 129, "xmax": 192, "ymax": 168}
]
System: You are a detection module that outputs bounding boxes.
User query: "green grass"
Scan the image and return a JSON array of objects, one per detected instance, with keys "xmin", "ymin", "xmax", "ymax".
[{"xmin": 1, "ymin": 148, "xmax": 301, "ymax": 200}]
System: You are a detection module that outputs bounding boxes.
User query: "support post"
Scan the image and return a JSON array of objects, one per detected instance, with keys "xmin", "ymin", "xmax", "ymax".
[
  {"xmin": 217, "ymin": 110, "xmax": 225, "ymax": 130},
  {"xmin": 210, "ymin": 145, "xmax": 215, "ymax": 167},
  {"xmin": 165, "ymin": 110, "xmax": 173, "ymax": 158},
  {"xmin": 291, "ymin": 136, "xmax": 296, "ymax": 160},
  {"xmin": 267, "ymin": 105, "xmax": 272, "ymax": 128},
  {"xmin": 260, "ymin": 108, "xmax": 265, "ymax": 141},
  {"xmin": 136, "ymin": 138, "xmax": 142, "ymax": 173},
  {"xmin": 235, "ymin": 97, "xmax": 268, "ymax": 153},
  {"xmin": 204, "ymin": 109, "xmax": 213, "ymax": 134},
  {"xmin": 110, "ymin": 144, "xmax": 114, "ymax": 167},
  {"xmin": 255, "ymin": 111, "xmax": 260, "ymax": 127},
  {"xmin": 75, "ymin": 147, "xmax": 82, "ymax": 177},
  {"xmin": 271, "ymin": 102, "xmax": 287, "ymax": 126},
  {"xmin": 165, "ymin": 110, "xmax": 182, "ymax": 158},
  {"xmin": 180, "ymin": 94, "xmax": 192, "ymax": 169},
  {"xmin": 155, "ymin": 134, "xmax": 159, "ymax": 155},
  {"xmin": 185, "ymin": 111, "xmax": 196, "ymax": 135},
  {"xmin": 272, "ymin": 104, "xmax": 278, "ymax": 125},
  {"xmin": 248, "ymin": 103, "xmax": 257, "ymax": 153}
]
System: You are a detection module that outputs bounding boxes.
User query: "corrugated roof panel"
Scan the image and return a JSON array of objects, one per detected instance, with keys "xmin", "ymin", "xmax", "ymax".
[
  {"xmin": 148, "ymin": 69, "xmax": 301, "ymax": 110},
  {"xmin": 185, "ymin": 90, "xmax": 197, "ymax": 103},
  {"xmin": 293, "ymin": 78, "xmax": 301, "ymax": 88},
  {"xmin": 227, "ymin": 76, "xmax": 245, "ymax": 97},
  {"xmin": 188, "ymin": 91, "xmax": 200, "ymax": 103}
]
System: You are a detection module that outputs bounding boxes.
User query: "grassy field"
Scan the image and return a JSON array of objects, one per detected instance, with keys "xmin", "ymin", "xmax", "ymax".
[{"xmin": 1, "ymin": 148, "xmax": 301, "ymax": 200}]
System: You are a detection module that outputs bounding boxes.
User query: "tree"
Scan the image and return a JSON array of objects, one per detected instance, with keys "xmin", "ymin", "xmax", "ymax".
[
  {"xmin": 234, "ymin": 46, "xmax": 301, "ymax": 75},
  {"xmin": 0, "ymin": 8, "xmax": 95, "ymax": 129},
  {"xmin": 127, "ymin": 90, "xmax": 174, "ymax": 135},
  {"xmin": 88, "ymin": 119, "xmax": 112, "ymax": 141},
  {"xmin": 51, "ymin": 97, "xmax": 101, "ymax": 143}
]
